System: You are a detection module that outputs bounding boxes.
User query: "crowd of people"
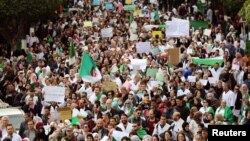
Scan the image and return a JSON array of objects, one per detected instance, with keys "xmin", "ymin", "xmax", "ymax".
[{"xmin": 0, "ymin": 0, "xmax": 250, "ymax": 141}]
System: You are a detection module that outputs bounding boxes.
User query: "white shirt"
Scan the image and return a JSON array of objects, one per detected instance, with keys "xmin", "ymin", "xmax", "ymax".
[
  {"xmin": 117, "ymin": 122, "xmax": 133, "ymax": 133},
  {"xmin": 189, "ymin": 119, "xmax": 199, "ymax": 136},
  {"xmin": 152, "ymin": 123, "xmax": 170, "ymax": 136},
  {"xmin": 171, "ymin": 119, "xmax": 184, "ymax": 140},
  {"xmin": 222, "ymin": 90, "xmax": 235, "ymax": 107},
  {"xmin": 210, "ymin": 67, "xmax": 223, "ymax": 80},
  {"xmin": 1, "ymin": 133, "xmax": 22, "ymax": 141},
  {"xmin": 177, "ymin": 89, "xmax": 190, "ymax": 97}
]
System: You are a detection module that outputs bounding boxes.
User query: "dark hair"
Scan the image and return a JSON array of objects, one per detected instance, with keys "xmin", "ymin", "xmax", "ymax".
[
  {"xmin": 182, "ymin": 122, "xmax": 189, "ymax": 131},
  {"xmin": 2, "ymin": 137, "xmax": 11, "ymax": 141},
  {"xmin": 152, "ymin": 134, "xmax": 159, "ymax": 140},
  {"xmin": 86, "ymin": 134, "xmax": 94, "ymax": 139},
  {"xmin": 121, "ymin": 136, "xmax": 131, "ymax": 141}
]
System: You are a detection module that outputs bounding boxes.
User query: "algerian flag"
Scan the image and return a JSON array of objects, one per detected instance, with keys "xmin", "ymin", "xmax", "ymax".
[
  {"xmin": 69, "ymin": 42, "xmax": 76, "ymax": 65},
  {"xmin": 27, "ymin": 52, "xmax": 33, "ymax": 62},
  {"xmin": 79, "ymin": 51, "xmax": 102, "ymax": 83}
]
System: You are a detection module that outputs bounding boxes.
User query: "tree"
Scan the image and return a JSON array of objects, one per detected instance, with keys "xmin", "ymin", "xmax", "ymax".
[
  {"xmin": 0, "ymin": 0, "xmax": 62, "ymax": 50},
  {"xmin": 239, "ymin": 0, "xmax": 250, "ymax": 23}
]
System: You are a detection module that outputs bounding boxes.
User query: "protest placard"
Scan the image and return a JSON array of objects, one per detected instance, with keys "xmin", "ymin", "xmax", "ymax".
[
  {"xmin": 103, "ymin": 81, "xmax": 118, "ymax": 91},
  {"xmin": 130, "ymin": 59, "xmax": 147, "ymax": 70},
  {"xmin": 166, "ymin": 20, "xmax": 189, "ymax": 37},
  {"xmin": 84, "ymin": 21, "xmax": 93, "ymax": 27},
  {"xmin": 101, "ymin": 28, "xmax": 113, "ymax": 38},
  {"xmin": 152, "ymin": 31, "xmax": 163, "ymax": 38},
  {"xmin": 146, "ymin": 68, "xmax": 159, "ymax": 77},
  {"xmin": 44, "ymin": 86, "xmax": 65, "ymax": 103},
  {"xmin": 105, "ymin": 2, "xmax": 113, "ymax": 10},
  {"xmin": 124, "ymin": 5, "xmax": 136, "ymax": 11},
  {"xmin": 167, "ymin": 48, "xmax": 180, "ymax": 65},
  {"xmin": 136, "ymin": 42, "xmax": 151, "ymax": 54},
  {"xmin": 57, "ymin": 107, "xmax": 71, "ymax": 121},
  {"xmin": 92, "ymin": 0, "xmax": 100, "ymax": 6}
]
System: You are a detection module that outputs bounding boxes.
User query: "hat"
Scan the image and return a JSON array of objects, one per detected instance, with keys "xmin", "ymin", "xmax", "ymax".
[
  {"xmin": 35, "ymin": 122, "xmax": 44, "ymax": 129},
  {"xmin": 125, "ymin": 99, "xmax": 132, "ymax": 104}
]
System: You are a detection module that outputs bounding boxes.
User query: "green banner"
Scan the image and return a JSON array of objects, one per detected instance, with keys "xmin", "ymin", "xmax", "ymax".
[
  {"xmin": 124, "ymin": 5, "xmax": 136, "ymax": 11},
  {"xmin": 192, "ymin": 57, "xmax": 224, "ymax": 66},
  {"xmin": 190, "ymin": 20, "xmax": 209, "ymax": 29}
]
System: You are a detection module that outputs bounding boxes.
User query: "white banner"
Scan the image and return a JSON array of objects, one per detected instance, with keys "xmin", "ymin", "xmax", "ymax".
[
  {"xmin": 130, "ymin": 59, "xmax": 147, "ymax": 70},
  {"xmin": 166, "ymin": 20, "xmax": 189, "ymax": 37},
  {"xmin": 136, "ymin": 42, "xmax": 151, "ymax": 54},
  {"xmin": 44, "ymin": 86, "xmax": 65, "ymax": 103},
  {"xmin": 101, "ymin": 27, "xmax": 113, "ymax": 38}
]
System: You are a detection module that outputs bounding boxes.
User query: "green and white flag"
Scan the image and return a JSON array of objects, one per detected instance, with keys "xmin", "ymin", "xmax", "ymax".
[
  {"xmin": 79, "ymin": 51, "xmax": 102, "ymax": 83},
  {"xmin": 69, "ymin": 42, "xmax": 76, "ymax": 65}
]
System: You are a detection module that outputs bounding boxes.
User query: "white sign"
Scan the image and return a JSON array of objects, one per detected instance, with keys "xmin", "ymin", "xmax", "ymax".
[
  {"xmin": 166, "ymin": 20, "xmax": 189, "ymax": 37},
  {"xmin": 112, "ymin": 130, "xmax": 129, "ymax": 141},
  {"xmin": 130, "ymin": 59, "xmax": 147, "ymax": 70},
  {"xmin": 204, "ymin": 29, "xmax": 211, "ymax": 36},
  {"xmin": 199, "ymin": 79, "xmax": 208, "ymax": 86},
  {"xmin": 136, "ymin": 42, "xmax": 151, "ymax": 54},
  {"xmin": 188, "ymin": 76, "xmax": 196, "ymax": 82},
  {"xmin": 44, "ymin": 86, "xmax": 65, "ymax": 103},
  {"xmin": 101, "ymin": 28, "xmax": 113, "ymax": 38}
]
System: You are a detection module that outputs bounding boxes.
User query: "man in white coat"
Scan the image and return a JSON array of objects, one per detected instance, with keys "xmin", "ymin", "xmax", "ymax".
[
  {"xmin": 117, "ymin": 114, "xmax": 133, "ymax": 133},
  {"xmin": 152, "ymin": 115, "xmax": 170, "ymax": 137}
]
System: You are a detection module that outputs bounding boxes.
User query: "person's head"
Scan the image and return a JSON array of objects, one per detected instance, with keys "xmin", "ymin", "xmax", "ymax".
[
  {"xmin": 223, "ymin": 83, "xmax": 229, "ymax": 91},
  {"xmin": 83, "ymin": 123, "xmax": 90, "ymax": 132},
  {"xmin": 44, "ymin": 106, "xmax": 50, "ymax": 116},
  {"xmin": 201, "ymin": 128, "xmax": 208, "ymax": 139},
  {"xmin": 164, "ymin": 130, "xmax": 172, "ymax": 140},
  {"xmin": 110, "ymin": 117, "xmax": 117, "ymax": 126},
  {"xmin": 173, "ymin": 112, "xmax": 181, "ymax": 121},
  {"xmin": 6, "ymin": 124, "xmax": 14, "ymax": 136},
  {"xmin": 65, "ymin": 126, "xmax": 74, "ymax": 138},
  {"xmin": 148, "ymin": 109, "xmax": 155, "ymax": 119},
  {"xmin": 160, "ymin": 115, "xmax": 167, "ymax": 125},
  {"xmin": 121, "ymin": 114, "xmax": 128, "ymax": 124},
  {"xmin": 1, "ymin": 116, "xmax": 9, "ymax": 126},
  {"xmin": 93, "ymin": 103, "xmax": 100, "ymax": 113},
  {"xmin": 221, "ymin": 100, "xmax": 227, "ymax": 108},
  {"xmin": 132, "ymin": 122, "xmax": 140, "ymax": 132},
  {"xmin": 94, "ymin": 87, "xmax": 100, "ymax": 94},
  {"xmin": 194, "ymin": 133, "xmax": 204, "ymax": 141},
  {"xmin": 247, "ymin": 110, "xmax": 250, "ymax": 119},
  {"xmin": 96, "ymin": 118, "xmax": 104, "ymax": 129},
  {"xmin": 152, "ymin": 135, "xmax": 159, "ymax": 141},
  {"xmin": 121, "ymin": 136, "xmax": 131, "ymax": 141},
  {"xmin": 182, "ymin": 122, "xmax": 190, "ymax": 132},
  {"xmin": 176, "ymin": 97, "xmax": 183, "ymax": 107},
  {"xmin": 130, "ymin": 135, "xmax": 140, "ymax": 141},
  {"xmin": 28, "ymin": 97, "xmax": 34, "ymax": 105},
  {"xmin": 27, "ymin": 120, "xmax": 35, "ymax": 130},
  {"xmin": 2, "ymin": 137, "xmax": 11, "ymax": 141},
  {"xmin": 106, "ymin": 99, "xmax": 112, "ymax": 109},
  {"xmin": 93, "ymin": 133, "xmax": 99, "ymax": 141},
  {"xmin": 177, "ymin": 132, "xmax": 186, "ymax": 141},
  {"xmin": 86, "ymin": 134, "xmax": 94, "ymax": 141}
]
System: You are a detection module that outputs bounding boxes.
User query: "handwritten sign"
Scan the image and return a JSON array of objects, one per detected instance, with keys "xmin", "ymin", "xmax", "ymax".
[
  {"xmin": 57, "ymin": 107, "xmax": 71, "ymax": 121},
  {"xmin": 124, "ymin": 5, "xmax": 136, "ymax": 11},
  {"xmin": 44, "ymin": 86, "xmax": 65, "ymax": 103},
  {"xmin": 84, "ymin": 21, "xmax": 93, "ymax": 27},
  {"xmin": 103, "ymin": 81, "xmax": 118, "ymax": 91},
  {"xmin": 92, "ymin": 0, "xmax": 100, "ymax": 6},
  {"xmin": 136, "ymin": 42, "xmax": 151, "ymax": 54},
  {"xmin": 101, "ymin": 28, "xmax": 113, "ymax": 38}
]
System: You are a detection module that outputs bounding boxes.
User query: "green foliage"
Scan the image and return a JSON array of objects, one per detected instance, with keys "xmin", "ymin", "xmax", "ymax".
[
  {"xmin": 239, "ymin": 0, "xmax": 250, "ymax": 23},
  {"xmin": 0, "ymin": 0, "xmax": 62, "ymax": 24}
]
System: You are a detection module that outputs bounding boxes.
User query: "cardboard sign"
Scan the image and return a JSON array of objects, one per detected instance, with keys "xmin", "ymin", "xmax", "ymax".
[
  {"xmin": 167, "ymin": 48, "xmax": 180, "ymax": 65},
  {"xmin": 103, "ymin": 81, "xmax": 118, "ymax": 91},
  {"xmin": 57, "ymin": 107, "xmax": 71, "ymax": 121},
  {"xmin": 125, "ymin": 0, "xmax": 132, "ymax": 4}
]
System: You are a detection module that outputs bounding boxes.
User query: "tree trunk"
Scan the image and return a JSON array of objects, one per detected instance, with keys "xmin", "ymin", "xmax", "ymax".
[{"xmin": 0, "ymin": 18, "xmax": 29, "ymax": 51}]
